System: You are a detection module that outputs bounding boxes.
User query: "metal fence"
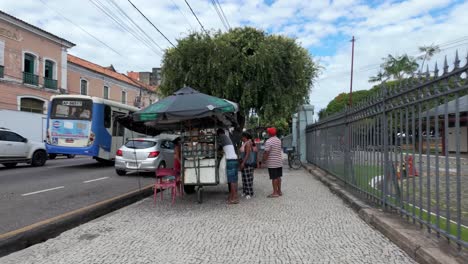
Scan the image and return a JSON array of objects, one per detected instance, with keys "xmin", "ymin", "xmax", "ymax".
[{"xmin": 306, "ymin": 50, "xmax": 468, "ymax": 248}]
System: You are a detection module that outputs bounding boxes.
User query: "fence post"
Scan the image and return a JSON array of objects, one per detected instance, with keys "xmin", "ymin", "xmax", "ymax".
[{"xmin": 382, "ymin": 83, "xmax": 389, "ymax": 210}]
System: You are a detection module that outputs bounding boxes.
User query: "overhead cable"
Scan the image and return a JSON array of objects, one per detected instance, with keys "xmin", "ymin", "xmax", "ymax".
[
  {"xmin": 127, "ymin": 0, "xmax": 177, "ymax": 48},
  {"xmin": 184, "ymin": 0, "xmax": 209, "ymax": 34}
]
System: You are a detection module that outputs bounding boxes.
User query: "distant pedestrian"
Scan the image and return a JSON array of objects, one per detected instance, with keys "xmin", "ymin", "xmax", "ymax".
[
  {"xmin": 217, "ymin": 128, "xmax": 239, "ymax": 204},
  {"xmin": 240, "ymin": 132, "xmax": 255, "ymax": 199},
  {"xmin": 262, "ymin": 127, "xmax": 283, "ymax": 198}
]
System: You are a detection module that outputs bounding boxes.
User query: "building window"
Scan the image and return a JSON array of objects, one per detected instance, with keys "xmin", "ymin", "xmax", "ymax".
[
  {"xmin": 103, "ymin": 86, "xmax": 109, "ymax": 99},
  {"xmin": 23, "ymin": 53, "xmax": 38, "ymax": 85},
  {"xmin": 121, "ymin": 91, "xmax": 127, "ymax": 104},
  {"xmin": 20, "ymin": 98, "xmax": 44, "ymax": 113},
  {"xmin": 80, "ymin": 79, "xmax": 88, "ymax": 95},
  {"xmin": 44, "ymin": 60, "xmax": 57, "ymax": 89}
]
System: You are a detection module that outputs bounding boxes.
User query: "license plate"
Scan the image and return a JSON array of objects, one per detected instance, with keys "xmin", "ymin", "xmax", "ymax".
[
  {"xmin": 65, "ymin": 138, "xmax": 74, "ymax": 143},
  {"xmin": 128, "ymin": 162, "xmax": 137, "ymax": 168}
]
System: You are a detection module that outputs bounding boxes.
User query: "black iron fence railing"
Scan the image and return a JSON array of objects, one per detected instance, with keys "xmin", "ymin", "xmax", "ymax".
[{"xmin": 306, "ymin": 49, "xmax": 468, "ymax": 249}]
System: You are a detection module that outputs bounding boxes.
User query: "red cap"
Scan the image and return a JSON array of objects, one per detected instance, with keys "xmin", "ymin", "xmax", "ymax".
[{"xmin": 267, "ymin": 127, "xmax": 277, "ymax": 136}]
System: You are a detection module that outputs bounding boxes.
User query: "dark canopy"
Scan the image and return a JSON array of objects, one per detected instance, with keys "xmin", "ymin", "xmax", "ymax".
[{"xmin": 118, "ymin": 87, "xmax": 239, "ymax": 135}]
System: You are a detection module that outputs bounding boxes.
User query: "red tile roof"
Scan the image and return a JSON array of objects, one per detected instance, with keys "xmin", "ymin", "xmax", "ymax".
[{"xmin": 68, "ymin": 54, "xmax": 157, "ymax": 93}]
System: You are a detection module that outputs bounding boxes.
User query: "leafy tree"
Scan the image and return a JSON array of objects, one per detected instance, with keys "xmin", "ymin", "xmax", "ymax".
[
  {"xmin": 418, "ymin": 44, "xmax": 440, "ymax": 71},
  {"xmin": 160, "ymin": 27, "xmax": 320, "ymax": 131},
  {"xmin": 369, "ymin": 54, "xmax": 418, "ymax": 83}
]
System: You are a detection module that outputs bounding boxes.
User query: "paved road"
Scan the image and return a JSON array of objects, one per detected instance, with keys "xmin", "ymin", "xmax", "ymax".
[
  {"xmin": 0, "ymin": 157, "xmax": 153, "ymax": 234},
  {"xmin": 0, "ymin": 167, "xmax": 416, "ymax": 263}
]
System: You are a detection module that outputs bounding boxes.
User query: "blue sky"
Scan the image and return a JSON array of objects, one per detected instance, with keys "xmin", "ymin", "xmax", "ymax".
[{"xmin": 1, "ymin": 0, "xmax": 467, "ymax": 117}]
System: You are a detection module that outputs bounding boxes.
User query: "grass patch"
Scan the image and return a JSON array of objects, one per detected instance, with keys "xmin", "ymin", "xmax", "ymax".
[{"xmin": 321, "ymin": 162, "xmax": 468, "ymax": 243}]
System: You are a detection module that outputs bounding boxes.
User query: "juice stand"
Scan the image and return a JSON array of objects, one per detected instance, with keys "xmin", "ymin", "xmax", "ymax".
[{"xmin": 118, "ymin": 87, "xmax": 238, "ymax": 203}]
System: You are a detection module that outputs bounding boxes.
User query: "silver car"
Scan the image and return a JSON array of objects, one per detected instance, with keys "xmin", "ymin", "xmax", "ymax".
[{"xmin": 114, "ymin": 136, "xmax": 176, "ymax": 176}]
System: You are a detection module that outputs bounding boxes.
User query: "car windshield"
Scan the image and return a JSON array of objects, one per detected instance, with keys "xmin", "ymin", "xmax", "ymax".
[
  {"xmin": 125, "ymin": 140, "xmax": 157, "ymax": 149},
  {"xmin": 51, "ymin": 99, "xmax": 93, "ymax": 120}
]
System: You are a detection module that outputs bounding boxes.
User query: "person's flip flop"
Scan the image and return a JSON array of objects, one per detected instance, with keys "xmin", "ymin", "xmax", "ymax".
[
  {"xmin": 267, "ymin": 194, "xmax": 280, "ymax": 198},
  {"xmin": 228, "ymin": 199, "xmax": 239, "ymax": 204}
]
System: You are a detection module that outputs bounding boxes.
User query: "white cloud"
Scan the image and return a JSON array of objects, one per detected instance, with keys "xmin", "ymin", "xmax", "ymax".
[{"xmin": 1, "ymin": 0, "xmax": 466, "ymax": 121}]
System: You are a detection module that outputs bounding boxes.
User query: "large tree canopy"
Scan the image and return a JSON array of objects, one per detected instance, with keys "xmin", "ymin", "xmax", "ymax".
[{"xmin": 160, "ymin": 27, "xmax": 320, "ymax": 129}]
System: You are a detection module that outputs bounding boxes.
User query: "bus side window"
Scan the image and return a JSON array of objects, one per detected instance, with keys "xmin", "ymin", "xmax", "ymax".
[
  {"xmin": 112, "ymin": 111, "xmax": 125, "ymax": 137},
  {"xmin": 104, "ymin": 106, "xmax": 111, "ymax": 128}
]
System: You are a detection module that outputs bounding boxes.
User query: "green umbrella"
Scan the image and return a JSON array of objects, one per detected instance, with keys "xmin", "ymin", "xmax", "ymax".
[{"xmin": 119, "ymin": 87, "xmax": 238, "ymax": 135}]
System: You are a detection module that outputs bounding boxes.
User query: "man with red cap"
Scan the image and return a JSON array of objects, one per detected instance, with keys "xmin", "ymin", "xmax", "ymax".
[{"xmin": 262, "ymin": 127, "xmax": 283, "ymax": 197}]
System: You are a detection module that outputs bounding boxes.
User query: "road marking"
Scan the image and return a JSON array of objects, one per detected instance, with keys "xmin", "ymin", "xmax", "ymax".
[
  {"xmin": 21, "ymin": 186, "xmax": 65, "ymax": 196},
  {"xmin": 83, "ymin": 177, "xmax": 109, "ymax": 183},
  {"xmin": 0, "ymin": 184, "xmax": 153, "ymax": 240}
]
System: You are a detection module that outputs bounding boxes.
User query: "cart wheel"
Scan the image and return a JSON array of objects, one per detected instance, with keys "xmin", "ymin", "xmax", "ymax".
[
  {"xmin": 184, "ymin": 185, "xmax": 196, "ymax": 194},
  {"xmin": 197, "ymin": 187, "xmax": 203, "ymax": 204}
]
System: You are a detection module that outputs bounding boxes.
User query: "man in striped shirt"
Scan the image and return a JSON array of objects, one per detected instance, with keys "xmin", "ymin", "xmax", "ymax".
[{"xmin": 262, "ymin": 127, "xmax": 283, "ymax": 198}]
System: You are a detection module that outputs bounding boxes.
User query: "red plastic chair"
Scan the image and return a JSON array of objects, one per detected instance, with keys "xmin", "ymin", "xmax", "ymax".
[{"xmin": 154, "ymin": 168, "xmax": 182, "ymax": 204}]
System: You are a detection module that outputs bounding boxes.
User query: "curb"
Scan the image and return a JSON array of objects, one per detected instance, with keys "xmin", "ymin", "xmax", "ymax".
[
  {"xmin": 303, "ymin": 164, "xmax": 467, "ymax": 264},
  {"xmin": 0, "ymin": 185, "xmax": 154, "ymax": 258}
]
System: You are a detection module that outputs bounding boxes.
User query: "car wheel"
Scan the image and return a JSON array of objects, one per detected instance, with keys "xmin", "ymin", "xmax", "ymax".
[
  {"xmin": 116, "ymin": 169, "xmax": 126, "ymax": 176},
  {"xmin": 3, "ymin": 163, "xmax": 17, "ymax": 168},
  {"xmin": 48, "ymin": 154, "xmax": 57, "ymax": 160},
  {"xmin": 32, "ymin": 150, "xmax": 47, "ymax": 167},
  {"xmin": 158, "ymin": 161, "xmax": 166, "ymax": 168},
  {"xmin": 67, "ymin": 154, "xmax": 75, "ymax": 159}
]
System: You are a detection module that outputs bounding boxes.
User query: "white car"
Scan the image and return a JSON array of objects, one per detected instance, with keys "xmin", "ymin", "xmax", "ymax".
[
  {"xmin": 114, "ymin": 136, "xmax": 176, "ymax": 176},
  {"xmin": 0, "ymin": 127, "xmax": 48, "ymax": 168}
]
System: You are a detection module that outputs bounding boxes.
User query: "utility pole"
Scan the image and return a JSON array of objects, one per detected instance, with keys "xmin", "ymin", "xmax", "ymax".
[{"xmin": 349, "ymin": 36, "xmax": 355, "ymax": 107}]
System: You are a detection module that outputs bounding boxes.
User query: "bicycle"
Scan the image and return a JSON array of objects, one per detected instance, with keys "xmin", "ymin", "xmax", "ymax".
[{"xmin": 287, "ymin": 148, "xmax": 302, "ymax": 170}]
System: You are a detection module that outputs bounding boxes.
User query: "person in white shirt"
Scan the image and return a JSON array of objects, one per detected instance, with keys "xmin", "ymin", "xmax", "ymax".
[{"xmin": 217, "ymin": 128, "xmax": 239, "ymax": 204}]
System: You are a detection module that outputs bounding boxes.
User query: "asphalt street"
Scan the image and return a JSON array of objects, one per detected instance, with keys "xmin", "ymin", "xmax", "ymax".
[{"xmin": 0, "ymin": 157, "xmax": 154, "ymax": 234}]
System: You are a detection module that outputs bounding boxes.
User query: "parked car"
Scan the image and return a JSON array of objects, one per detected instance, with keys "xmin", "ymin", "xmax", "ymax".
[
  {"xmin": 0, "ymin": 127, "xmax": 47, "ymax": 168},
  {"xmin": 114, "ymin": 136, "xmax": 176, "ymax": 176}
]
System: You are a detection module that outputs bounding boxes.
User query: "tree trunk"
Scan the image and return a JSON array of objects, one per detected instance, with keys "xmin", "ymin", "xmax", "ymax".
[{"xmin": 231, "ymin": 113, "xmax": 246, "ymax": 149}]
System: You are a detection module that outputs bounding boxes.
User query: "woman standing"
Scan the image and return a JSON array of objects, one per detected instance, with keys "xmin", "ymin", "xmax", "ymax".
[{"xmin": 240, "ymin": 132, "xmax": 255, "ymax": 199}]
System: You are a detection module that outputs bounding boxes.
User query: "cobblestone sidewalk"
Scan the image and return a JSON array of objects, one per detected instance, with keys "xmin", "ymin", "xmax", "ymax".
[{"xmin": 1, "ymin": 167, "xmax": 416, "ymax": 264}]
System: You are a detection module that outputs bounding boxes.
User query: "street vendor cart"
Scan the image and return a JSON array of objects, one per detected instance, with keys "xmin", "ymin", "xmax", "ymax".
[{"xmin": 118, "ymin": 87, "xmax": 238, "ymax": 203}]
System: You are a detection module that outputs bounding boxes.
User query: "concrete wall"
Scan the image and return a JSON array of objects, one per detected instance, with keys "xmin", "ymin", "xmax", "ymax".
[{"xmin": 293, "ymin": 105, "xmax": 314, "ymax": 162}]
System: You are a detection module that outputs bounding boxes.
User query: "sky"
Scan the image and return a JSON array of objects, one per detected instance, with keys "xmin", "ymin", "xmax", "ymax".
[{"xmin": 1, "ymin": 0, "xmax": 468, "ymax": 119}]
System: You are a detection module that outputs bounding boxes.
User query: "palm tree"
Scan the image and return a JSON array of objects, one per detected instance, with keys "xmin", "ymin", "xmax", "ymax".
[
  {"xmin": 418, "ymin": 44, "xmax": 440, "ymax": 71},
  {"xmin": 369, "ymin": 54, "xmax": 419, "ymax": 83}
]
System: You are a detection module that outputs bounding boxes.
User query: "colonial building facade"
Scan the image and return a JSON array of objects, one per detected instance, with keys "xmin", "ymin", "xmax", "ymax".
[
  {"xmin": 0, "ymin": 10, "xmax": 158, "ymax": 116},
  {"xmin": 0, "ymin": 10, "xmax": 75, "ymax": 114},
  {"xmin": 68, "ymin": 55, "xmax": 158, "ymax": 109}
]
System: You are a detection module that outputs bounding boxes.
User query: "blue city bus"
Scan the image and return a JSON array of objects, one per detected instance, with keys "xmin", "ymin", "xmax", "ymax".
[{"xmin": 46, "ymin": 95, "xmax": 142, "ymax": 162}]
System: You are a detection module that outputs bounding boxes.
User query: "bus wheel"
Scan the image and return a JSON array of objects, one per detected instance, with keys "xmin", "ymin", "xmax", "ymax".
[
  {"xmin": 48, "ymin": 154, "xmax": 57, "ymax": 160},
  {"xmin": 67, "ymin": 154, "xmax": 75, "ymax": 159},
  {"xmin": 116, "ymin": 169, "xmax": 126, "ymax": 176},
  {"xmin": 95, "ymin": 157, "xmax": 113, "ymax": 166}
]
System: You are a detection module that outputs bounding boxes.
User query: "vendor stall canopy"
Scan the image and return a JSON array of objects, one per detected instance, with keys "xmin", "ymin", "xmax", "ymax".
[{"xmin": 118, "ymin": 87, "xmax": 239, "ymax": 135}]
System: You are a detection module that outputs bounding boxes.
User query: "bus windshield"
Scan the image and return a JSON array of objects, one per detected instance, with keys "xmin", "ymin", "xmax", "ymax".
[{"xmin": 51, "ymin": 98, "xmax": 93, "ymax": 120}]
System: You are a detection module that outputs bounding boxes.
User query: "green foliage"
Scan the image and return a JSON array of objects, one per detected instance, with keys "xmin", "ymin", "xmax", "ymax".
[
  {"xmin": 369, "ymin": 54, "xmax": 418, "ymax": 83},
  {"xmin": 160, "ymin": 27, "xmax": 320, "ymax": 128}
]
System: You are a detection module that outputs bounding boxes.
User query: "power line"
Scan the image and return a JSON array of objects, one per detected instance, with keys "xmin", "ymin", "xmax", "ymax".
[
  {"xmin": 215, "ymin": 0, "xmax": 231, "ymax": 29},
  {"xmin": 106, "ymin": 0, "xmax": 166, "ymax": 53},
  {"xmin": 169, "ymin": 0, "xmax": 195, "ymax": 30},
  {"xmin": 88, "ymin": 0, "xmax": 163, "ymax": 56},
  {"xmin": 184, "ymin": 0, "xmax": 208, "ymax": 34},
  {"xmin": 39, "ymin": 0, "xmax": 122, "ymax": 56},
  {"xmin": 127, "ymin": 0, "xmax": 177, "ymax": 48},
  {"xmin": 210, "ymin": 0, "xmax": 228, "ymax": 31}
]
